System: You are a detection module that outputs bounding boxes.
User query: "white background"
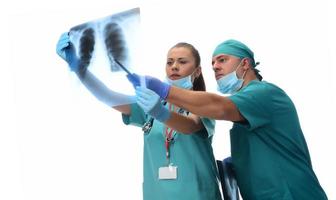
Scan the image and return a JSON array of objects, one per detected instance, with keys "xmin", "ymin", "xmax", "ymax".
[{"xmin": 1, "ymin": 0, "xmax": 335, "ymax": 199}]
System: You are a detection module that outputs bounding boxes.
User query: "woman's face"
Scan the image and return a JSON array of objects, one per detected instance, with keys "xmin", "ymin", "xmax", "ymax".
[{"xmin": 165, "ymin": 47, "xmax": 199, "ymax": 80}]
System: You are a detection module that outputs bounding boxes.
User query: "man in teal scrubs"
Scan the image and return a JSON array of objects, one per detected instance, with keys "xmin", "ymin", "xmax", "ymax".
[{"xmin": 128, "ymin": 39, "xmax": 328, "ymax": 199}]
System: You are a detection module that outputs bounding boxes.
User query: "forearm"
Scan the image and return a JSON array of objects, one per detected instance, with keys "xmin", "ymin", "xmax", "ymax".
[
  {"xmin": 164, "ymin": 112, "xmax": 203, "ymax": 134},
  {"xmin": 167, "ymin": 86, "xmax": 242, "ymax": 121},
  {"xmin": 76, "ymin": 71, "xmax": 132, "ymax": 114}
]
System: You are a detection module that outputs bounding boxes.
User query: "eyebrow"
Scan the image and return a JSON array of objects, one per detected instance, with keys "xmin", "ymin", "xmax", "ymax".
[
  {"xmin": 212, "ymin": 55, "xmax": 228, "ymax": 65},
  {"xmin": 213, "ymin": 55, "xmax": 228, "ymax": 61},
  {"xmin": 216, "ymin": 55, "xmax": 227, "ymax": 59},
  {"xmin": 167, "ymin": 57, "xmax": 188, "ymax": 60}
]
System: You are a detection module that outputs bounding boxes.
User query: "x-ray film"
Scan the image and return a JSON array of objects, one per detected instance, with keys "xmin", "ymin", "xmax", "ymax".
[{"xmin": 68, "ymin": 8, "xmax": 140, "ymax": 105}]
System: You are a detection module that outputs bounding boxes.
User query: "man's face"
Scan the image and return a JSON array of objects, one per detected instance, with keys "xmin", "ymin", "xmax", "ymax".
[{"xmin": 211, "ymin": 54, "xmax": 242, "ymax": 80}]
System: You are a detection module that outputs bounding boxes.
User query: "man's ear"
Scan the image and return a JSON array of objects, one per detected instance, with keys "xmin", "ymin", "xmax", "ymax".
[{"xmin": 242, "ymin": 58, "xmax": 251, "ymax": 70}]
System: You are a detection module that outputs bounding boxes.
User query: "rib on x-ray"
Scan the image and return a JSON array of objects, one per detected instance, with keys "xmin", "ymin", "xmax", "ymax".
[{"xmin": 68, "ymin": 8, "xmax": 140, "ymax": 106}]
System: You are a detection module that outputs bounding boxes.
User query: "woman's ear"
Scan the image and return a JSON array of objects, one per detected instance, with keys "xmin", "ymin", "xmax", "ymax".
[
  {"xmin": 193, "ymin": 67, "xmax": 202, "ymax": 80},
  {"xmin": 191, "ymin": 66, "xmax": 202, "ymax": 82}
]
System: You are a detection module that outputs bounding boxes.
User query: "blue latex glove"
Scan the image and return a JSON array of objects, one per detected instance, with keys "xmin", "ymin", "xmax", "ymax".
[
  {"xmin": 135, "ymin": 86, "xmax": 171, "ymax": 122},
  {"xmin": 56, "ymin": 32, "xmax": 80, "ymax": 72},
  {"xmin": 127, "ymin": 73, "xmax": 171, "ymax": 100}
]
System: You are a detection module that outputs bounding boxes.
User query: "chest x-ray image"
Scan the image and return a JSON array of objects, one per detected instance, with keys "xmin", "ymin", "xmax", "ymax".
[{"xmin": 68, "ymin": 8, "xmax": 141, "ymax": 105}]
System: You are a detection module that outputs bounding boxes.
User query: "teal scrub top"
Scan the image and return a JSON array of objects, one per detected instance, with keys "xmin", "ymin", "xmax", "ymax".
[
  {"xmin": 122, "ymin": 103, "xmax": 222, "ymax": 200},
  {"xmin": 228, "ymin": 80, "xmax": 328, "ymax": 200}
]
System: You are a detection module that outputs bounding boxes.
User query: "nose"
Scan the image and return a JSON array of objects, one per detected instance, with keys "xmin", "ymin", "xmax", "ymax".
[
  {"xmin": 212, "ymin": 61, "xmax": 221, "ymax": 72},
  {"xmin": 171, "ymin": 62, "xmax": 179, "ymax": 71}
]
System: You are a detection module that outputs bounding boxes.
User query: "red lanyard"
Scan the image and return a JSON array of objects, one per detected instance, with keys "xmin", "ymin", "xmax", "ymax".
[{"xmin": 165, "ymin": 103, "xmax": 175, "ymax": 161}]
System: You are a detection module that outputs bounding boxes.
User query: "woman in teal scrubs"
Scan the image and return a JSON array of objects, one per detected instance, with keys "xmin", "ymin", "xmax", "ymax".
[{"xmin": 56, "ymin": 34, "xmax": 222, "ymax": 200}]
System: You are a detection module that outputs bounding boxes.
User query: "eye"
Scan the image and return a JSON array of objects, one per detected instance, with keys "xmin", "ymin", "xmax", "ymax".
[
  {"xmin": 179, "ymin": 60, "xmax": 188, "ymax": 65},
  {"xmin": 212, "ymin": 57, "xmax": 226, "ymax": 66},
  {"xmin": 219, "ymin": 58, "xmax": 226, "ymax": 63},
  {"xmin": 166, "ymin": 61, "xmax": 173, "ymax": 66}
]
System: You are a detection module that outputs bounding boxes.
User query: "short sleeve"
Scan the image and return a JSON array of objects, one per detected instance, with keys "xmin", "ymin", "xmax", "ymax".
[
  {"xmin": 200, "ymin": 117, "xmax": 216, "ymax": 138},
  {"xmin": 228, "ymin": 82, "xmax": 272, "ymax": 130},
  {"xmin": 122, "ymin": 103, "xmax": 148, "ymax": 127}
]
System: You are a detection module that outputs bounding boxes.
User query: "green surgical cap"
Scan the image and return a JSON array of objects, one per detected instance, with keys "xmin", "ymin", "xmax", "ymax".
[{"xmin": 212, "ymin": 39, "xmax": 256, "ymax": 67}]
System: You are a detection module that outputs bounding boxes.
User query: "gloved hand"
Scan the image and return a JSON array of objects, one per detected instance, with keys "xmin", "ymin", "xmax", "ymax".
[
  {"xmin": 127, "ymin": 73, "xmax": 171, "ymax": 100},
  {"xmin": 135, "ymin": 86, "xmax": 171, "ymax": 123},
  {"xmin": 56, "ymin": 32, "xmax": 80, "ymax": 72}
]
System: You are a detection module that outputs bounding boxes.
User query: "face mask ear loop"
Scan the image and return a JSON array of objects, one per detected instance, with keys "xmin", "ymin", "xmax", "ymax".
[
  {"xmin": 234, "ymin": 60, "xmax": 243, "ymax": 78},
  {"xmin": 236, "ymin": 59, "xmax": 248, "ymax": 80},
  {"xmin": 236, "ymin": 60, "xmax": 247, "ymax": 91},
  {"xmin": 190, "ymin": 67, "xmax": 199, "ymax": 84},
  {"xmin": 241, "ymin": 69, "xmax": 247, "ymax": 80}
]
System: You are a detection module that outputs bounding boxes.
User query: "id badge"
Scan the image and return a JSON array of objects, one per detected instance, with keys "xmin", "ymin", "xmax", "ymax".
[{"xmin": 158, "ymin": 165, "xmax": 177, "ymax": 180}]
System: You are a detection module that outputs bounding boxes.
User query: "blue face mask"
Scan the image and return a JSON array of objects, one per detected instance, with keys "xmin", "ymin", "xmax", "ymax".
[
  {"xmin": 165, "ymin": 74, "xmax": 194, "ymax": 90},
  {"xmin": 217, "ymin": 62, "xmax": 246, "ymax": 94}
]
